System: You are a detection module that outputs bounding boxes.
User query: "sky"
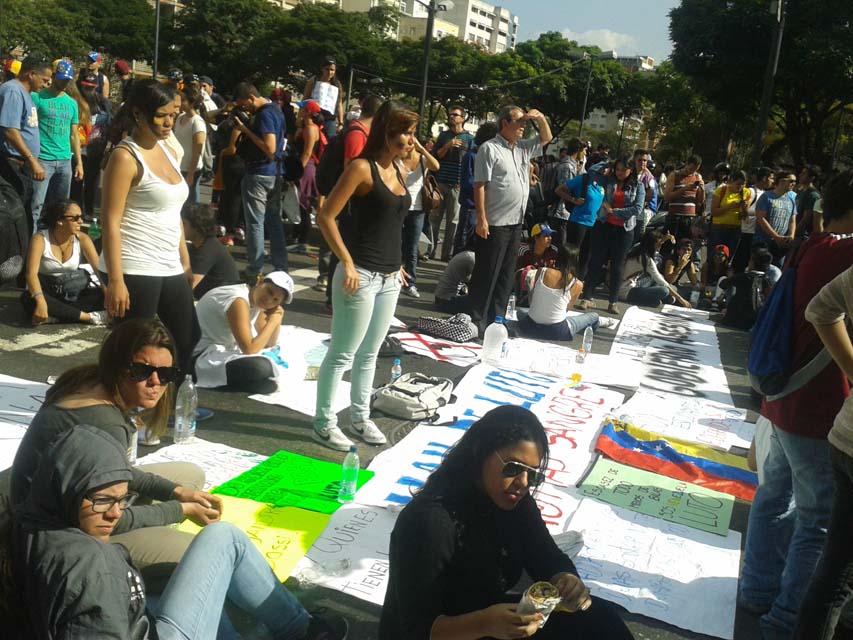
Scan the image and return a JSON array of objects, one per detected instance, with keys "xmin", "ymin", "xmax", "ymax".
[{"xmin": 501, "ymin": 0, "xmax": 680, "ymax": 64}]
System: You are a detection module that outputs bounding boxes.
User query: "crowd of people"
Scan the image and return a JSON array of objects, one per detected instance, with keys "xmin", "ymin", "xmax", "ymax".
[{"xmin": 1, "ymin": 48, "xmax": 852, "ymax": 640}]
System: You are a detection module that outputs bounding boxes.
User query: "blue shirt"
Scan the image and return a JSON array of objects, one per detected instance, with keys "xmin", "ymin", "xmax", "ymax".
[
  {"xmin": 435, "ymin": 129, "xmax": 474, "ymax": 186},
  {"xmin": 754, "ymin": 191, "xmax": 797, "ymax": 244},
  {"xmin": 459, "ymin": 148, "xmax": 476, "ymax": 210},
  {"xmin": 247, "ymin": 102, "xmax": 285, "ymax": 177},
  {"xmin": 0, "ymin": 80, "xmax": 40, "ymax": 159},
  {"xmin": 565, "ymin": 173, "xmax": 606, "ymax": 227}
]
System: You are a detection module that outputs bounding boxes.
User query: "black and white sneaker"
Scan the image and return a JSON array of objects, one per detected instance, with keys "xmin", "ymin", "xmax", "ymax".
[
  {"xmin": 312, "ymin": 426, "xmax": 355, "ymax": 451},
  {"xmin": 346, "ymin": 420, "xmax": 387, "ymax": 445}
]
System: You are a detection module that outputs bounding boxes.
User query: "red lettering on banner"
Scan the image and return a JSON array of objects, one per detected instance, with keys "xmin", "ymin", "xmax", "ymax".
[{"xmin": 545, "ymin": 428, "xmax": 579, "ymax": 448}]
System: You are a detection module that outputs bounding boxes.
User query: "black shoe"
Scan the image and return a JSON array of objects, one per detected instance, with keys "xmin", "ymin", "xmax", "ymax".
[{"xmin": 304, "ymin": 615, "xmax": 348, "ymax": 640}]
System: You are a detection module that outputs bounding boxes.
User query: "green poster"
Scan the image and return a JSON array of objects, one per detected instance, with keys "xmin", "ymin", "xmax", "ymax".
[
  {"xmin": 578, "ymin": 459, "xmax": 734, "ymax": 536},
  {"xmin": 213, "ymin": 450, "xmax": 374, "ymax": 515}
]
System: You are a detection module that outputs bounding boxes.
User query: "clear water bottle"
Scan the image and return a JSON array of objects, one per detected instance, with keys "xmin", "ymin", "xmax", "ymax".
[
  {"xmin": 174, "ymin": 374, "xmax": 197, "ymax": 444},
  {"xmin": 506, "ymin": 293, "xmax": 516, "ymax": 319},
  {"xmin": 338, "ymin": 445, "xmax": 359, "ymax": 503},
  {"xmin": 127, "ymin": 408, "xmax": 142, "ymax": 465},
  {"xmin": 482, "ymin": 315, "xmax": 509, "ymax": 365},
  {"xmin": 575, "ymin": 326, "xmax": 593, "ymax": 364},
  {"xmin": 88, "ymin": 217, "xmax": 101, "ymax": 241},
  {"xmin": 390, "ymin": 358, "xmax": 402, "ymax": 384}
]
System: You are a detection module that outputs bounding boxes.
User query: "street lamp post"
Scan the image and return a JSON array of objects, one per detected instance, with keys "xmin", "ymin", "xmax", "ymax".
[
  {"xmin": 415, "ymin": 0, "xmax": 453, "ymax": 138},
  {"xmin": 578, "ymin": 50, "xmax": 617, "ymax": 139},
  {"xmin": 751, "ymin": 0, "xmax": 786, "ymax": 168},
  {"xmin": 153, "ymin": 0, "xmax": 161, "ymax": 79}
]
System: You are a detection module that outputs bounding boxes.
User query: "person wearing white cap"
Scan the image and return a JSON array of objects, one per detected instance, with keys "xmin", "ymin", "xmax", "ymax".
[{"xmin": 192, "ymin": 271, "xmax": 294, "ymax": 393}]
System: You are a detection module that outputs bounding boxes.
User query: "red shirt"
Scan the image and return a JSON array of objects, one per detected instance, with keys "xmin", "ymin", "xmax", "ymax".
[
  {"xmin": 762, "ymin": 232, "xmax": 853, "ymax": 438},
  {"xmin": 606, "ymin": 187, "xmax": 626, "ymax": 227},
  {"xmin": 343, "ymin": 120, "xmax": 369, "ymax": 162}
]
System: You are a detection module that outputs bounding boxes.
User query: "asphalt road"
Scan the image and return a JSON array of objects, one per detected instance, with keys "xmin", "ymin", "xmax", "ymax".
[{"xmin": 0, "ymin": 191, "xmax": 765, "ymax": 639}]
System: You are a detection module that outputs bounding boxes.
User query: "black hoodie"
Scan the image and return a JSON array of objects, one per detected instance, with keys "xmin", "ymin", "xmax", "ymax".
[{"xmin": 13, "ymin": 425, "xmax": 155, "ymax": 639}]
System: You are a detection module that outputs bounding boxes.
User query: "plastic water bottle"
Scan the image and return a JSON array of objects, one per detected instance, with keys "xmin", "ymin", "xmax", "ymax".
[
  {"xmin": 88, "ymin": 217, "xmax": 101, "ymax": 241},
  {"xmin": 173, "ymin": 375, "xmax": 197, "ymax": 444},
  {"xmin": 506, "ymin": 293, "xmax": 517, "ymax": 320},
  {"xmin": 338, "ymin": 445, "xmax": 359, "ymax": 503},
  {"xmin": 127, "ymin": 409, "xmax": 142, "ymax": 465},
  {"xmin": 575, "ymin": 326, "xmax": 593, "ymax": 364},
  {"xmin": 482, "ymin": 315, "xmax": 509, "ymax": 365},
  {"xmin": 390, "ymin": 358, "xmax": 402, "ymax": 383}
]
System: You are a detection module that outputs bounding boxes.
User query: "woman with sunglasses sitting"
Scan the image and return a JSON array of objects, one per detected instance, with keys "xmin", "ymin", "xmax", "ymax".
[
  {"xmin": 20, "ymin": 199, "xmax": 107, "ymax": 326},
  {"xmin": 6, "ymin": 425, "xmax": 348, "ymax": 639},
  {"xmin": 9, "ymin": 318, "xmax": 221, "ymax": 582},
  {"xmin": 379, "ymin": 405, "xmax": 633, "ymax": 640}
]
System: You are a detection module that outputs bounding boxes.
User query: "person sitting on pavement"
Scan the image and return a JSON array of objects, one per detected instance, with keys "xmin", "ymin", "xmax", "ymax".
[
  {"xmin": 10, "ymin": 318, "xmax": 221, "ymax": 579},
  {"xmin": 519, "ymin": 243, "xmax": 616, "ymax": 342},
  {"xmin": 717, "ymin": 245, "xmax": 779, "ymax": 330},
  {"xmin": 194, "ymin": 271, "xmax": 293, "ymax": 394},
  {"xmin": 434, "ymin": 240, "xmax": 475, "ymax": 314},
  {"xmin": 21, "ymin": 199, "xmax": 106, "ymax": 326},
  {"xmin": 379, "ymin": 404, "xmax": 634, "ymax": 640},
  {"xmin": 700, "ymin": 243, "xmax": 732, "ymax": 301},
  {"xmin": 515, "ymin": 222, "xmax": 558, "ymax": 306},
  {"xmin": 662, "ymin": 237, "xmax": 700, "ymax": 293},
  {"xmin": 6, "ymin": 424, "xmax": 348, "ymax": 639},
  {"xmin": 619, "ymin": 230, "xmax": 692, "ymax": 309},
  {"xmin": 182, "ymin": 203, "xmax": 240, "ymax": 300}
]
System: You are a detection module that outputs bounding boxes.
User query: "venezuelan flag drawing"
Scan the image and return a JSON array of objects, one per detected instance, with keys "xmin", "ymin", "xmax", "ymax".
[{"xmin": 595, "ymin": 419, "xmax": 758, "ymax": 502}]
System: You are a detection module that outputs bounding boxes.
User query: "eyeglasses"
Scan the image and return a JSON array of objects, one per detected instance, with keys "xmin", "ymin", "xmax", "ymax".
[
  {"xmin": 128, "ymin": 362, "xmax": 178, "ymax": 384},
  {"xmin": 449, "ymin": 113, "xmax": 464, "ymax": 118},
  {"xmin": 63, "ymin": 214, "xmax": 83, "ymax": 222},
  {"xmin": 86, "ymin": 491, "xmax": 138, "ymax": 513},
  {"xmin": 496, "ymin": 452, "xmax": 546, "ymax": 488}
]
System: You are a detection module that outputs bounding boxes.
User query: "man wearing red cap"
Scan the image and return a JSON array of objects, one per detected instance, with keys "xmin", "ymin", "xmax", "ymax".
[{"xmin": 114, "ymin": 60, "xmax": 133, "ymax": 103}]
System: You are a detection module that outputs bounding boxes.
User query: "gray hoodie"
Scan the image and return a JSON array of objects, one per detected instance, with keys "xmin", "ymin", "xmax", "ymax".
[{"xmin": 13, "ymin": 425, "xmax": 155, "ymax": 639}]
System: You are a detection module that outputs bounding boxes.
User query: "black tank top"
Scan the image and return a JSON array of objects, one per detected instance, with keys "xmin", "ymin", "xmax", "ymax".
[{"xmin": 349, "ymin": 160, "xmax": 411, "ymax": 273}]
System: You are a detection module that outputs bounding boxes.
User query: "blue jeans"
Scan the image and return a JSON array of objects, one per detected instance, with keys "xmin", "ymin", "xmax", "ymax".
[
  {"xmin": 242, "ymin": 173, "xmax": 287, "ymax": 276},
  {"xmin": 315, "ymin": 265, "xmax": 401, "ymax": 430},
  {"xmin": 625, "ymin": 285, "xmax": 670, "ymax": 307},
  {"xmin": 740, "ymin": 423, "xmax": 835, "ymax": 636},
  {"xmin": 153, "ymin": 522, "xmax": 309, "ymax": 640},
  {"xmin": 31, "ymin": 158, "xmax": 72, "ymax": 230},
  {"xmin": 521, "ymin": 312, "xmax": 600, "ymax": 341},
  {"xmin": 402, "ymin": 209, "xmax": 424, "ymax": 285}
]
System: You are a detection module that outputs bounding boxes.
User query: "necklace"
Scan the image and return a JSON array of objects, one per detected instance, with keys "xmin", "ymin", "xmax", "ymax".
[{"xmin": 49, "ymin": 230, "xmax": 74, "ymax": 262}]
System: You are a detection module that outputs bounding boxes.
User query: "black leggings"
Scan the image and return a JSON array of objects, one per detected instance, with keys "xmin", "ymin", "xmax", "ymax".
[
  {"xmin": 566, "ymin": 220, "xmax": 593, "ymax": 279},
  {"xmin": 104, "ymin": 272, "xmax": 200, "ymax": 375},
  {"xmin": 496, "ymin": 594, "xmax": 633, "ymax": 640},
  {"xmin": 224, "ymin": 357, "xmax": 277, "ymax": 394},
  {"xmin": 20, "ymin": 287, "xmax": 104, "ymax": 323}
]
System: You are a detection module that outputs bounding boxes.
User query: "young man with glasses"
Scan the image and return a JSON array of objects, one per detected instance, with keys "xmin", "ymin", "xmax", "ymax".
[
  {"xmin": 754, "ymin": 170, "xmax": 798, "ymax": 265},
  {"xmin": 431, "ymin": 105, "xmax": 475, "ymax": 261}
]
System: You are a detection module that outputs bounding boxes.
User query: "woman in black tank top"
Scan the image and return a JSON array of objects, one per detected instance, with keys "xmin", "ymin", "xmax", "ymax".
[{"xmin": 312, "ymin": 101, "xmax": 418, "ymax": 451}]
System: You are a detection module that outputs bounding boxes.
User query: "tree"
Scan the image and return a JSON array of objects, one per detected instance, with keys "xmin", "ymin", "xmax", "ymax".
[
  {"xmin": 1, "ymin": 0, "xmax": 89, "ymax": 59},
  {"xmin": 669, "ymin": 0, "xmax": 853, "ymax": 168},
  {"xmin": 60, "ymin": 0, "xmax": 154, "ymax": 62}
]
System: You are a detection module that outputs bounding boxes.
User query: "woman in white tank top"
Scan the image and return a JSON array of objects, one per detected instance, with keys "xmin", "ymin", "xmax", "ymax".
[{"xmin": 100, "ymin": 80, "xmax": 199, "ymax": 372}]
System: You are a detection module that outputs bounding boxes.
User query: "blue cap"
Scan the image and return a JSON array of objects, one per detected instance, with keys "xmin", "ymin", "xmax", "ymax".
[
  {"xmin": 495, "ymin": 315, "xmax": 504, "ymax": 323},
  {"xmin": 531, "ymin": 222, "xmax": 554, "ymax": 238},
  {"xmin": 54, "ymin": 60, "xmax": 74, "ymax": 81},
  {"xmin": 87, "ymin": 51, "xmax": 100, "ymax": 63}
]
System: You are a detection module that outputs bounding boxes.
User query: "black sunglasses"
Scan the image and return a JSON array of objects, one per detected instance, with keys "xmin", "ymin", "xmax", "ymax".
[
  {"xmin": 63, "ymin": 214, "xmax": 83, "ymax": 222},
  {"xmin": 86, "ymin": 491, "xmax": 138, "ymax": 513},
  {"xmin": 128, "ymin": 362, "xmax": 178, "ymax": 384},
  {"xmin": 496, "ymin": 452, "xmax": 546, "ymax": 487}
]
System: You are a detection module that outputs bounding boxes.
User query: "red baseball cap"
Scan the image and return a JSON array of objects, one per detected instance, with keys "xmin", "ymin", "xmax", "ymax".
[
  {"xmin": 295, "ymin": 99, "xmax": 322, "ymax": 115},
  {"xmin": 714, "ymin": 244, "xmax": 730, "ymax": 258}
]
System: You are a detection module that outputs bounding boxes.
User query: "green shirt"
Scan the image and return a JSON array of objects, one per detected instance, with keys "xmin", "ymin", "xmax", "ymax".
[{"xmin": 31, "ymin": 89, "xmax": 78, "ymax": 161}]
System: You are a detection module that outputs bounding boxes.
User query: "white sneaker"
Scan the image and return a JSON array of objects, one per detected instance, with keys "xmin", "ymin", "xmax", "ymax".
[
  {"xmin": 347, "ymin": 420, "xmax": 387, "ymax": 445},
  {"xmin": 598, "ymin": 316, "xmax": 620, "ymax": 330},
  {"xmin": 313, "ymin": 425, "xmax": 354, "ymax": 451},
  {"xmin": 88, "ymin": 310, "xmax": 108, "ymax": 325}
]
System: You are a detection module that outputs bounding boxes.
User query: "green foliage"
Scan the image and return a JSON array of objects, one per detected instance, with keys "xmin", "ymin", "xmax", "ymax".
[
  {"xmin": 1, "ymin": 0, "xmax": 89, "ymax": 59},
  {"xmin": 60, "ymin": 0, "xmax": 154, "ymax": 62}
]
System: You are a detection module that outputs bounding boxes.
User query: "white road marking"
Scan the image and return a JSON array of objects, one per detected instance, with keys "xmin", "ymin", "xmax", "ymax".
[{"xmin": 0, "ymin": 327, "xmax": 96, "ymax": 354}]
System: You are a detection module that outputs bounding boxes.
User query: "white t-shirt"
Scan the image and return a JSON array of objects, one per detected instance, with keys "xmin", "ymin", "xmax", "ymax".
[
  {"xmin": 405, "ymin": 161, "xmax": 425, "ymax": 211},
  {"xmin": 173, "ymin": 112, "xmax": 206, "ymax": 172},
  {"xmin": 195, "ymin": 284, "xmax": 260, "ymax": 356},
  {"xmin": 743, "ymin": 187, "xmax": 763, "ymax": 234}
]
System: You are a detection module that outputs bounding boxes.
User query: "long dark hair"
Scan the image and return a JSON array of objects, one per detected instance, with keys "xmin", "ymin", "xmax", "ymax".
[
  {"xmin": 612, "ymin": 154, "xmax": 638, "ymax": 189},
  {"xmin": 111, "ymin": 79, "xmax": 176, "ymax": 138},
  {"xmin": 417, "ymin": 405, "xmax": 550, "ymax": 503},
  {"xmin": 45, "ymin": 319, "xmax": 177, "ymax": 436},
  {"xmin": 553, "ymin": 243, "xmax": 580, "ymax": 291},
  {"xmin": 40, "ymin": 199, "xmax": 77, "ymax": 230},
  {"xmin": 822, "ymin": 169, "xmax": 853, "ymax": 225},
  {"xmin": 628, "ymin": 229, "xmax": 664, "ymax": 271},
  {"xmin": 360, "ymin": 100, "xmax": 419, "ymax": 161}
]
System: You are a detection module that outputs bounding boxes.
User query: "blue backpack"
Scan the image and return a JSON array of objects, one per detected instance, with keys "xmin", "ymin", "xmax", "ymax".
[{"xmin": 747, "ymin": 244, "xmax": 830, "ymax": 399}]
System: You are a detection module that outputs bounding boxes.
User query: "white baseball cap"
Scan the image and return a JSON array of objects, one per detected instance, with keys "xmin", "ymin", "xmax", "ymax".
[{"xmin": 263, "ymin": 271, "xmax": 294, "ymax": 304}]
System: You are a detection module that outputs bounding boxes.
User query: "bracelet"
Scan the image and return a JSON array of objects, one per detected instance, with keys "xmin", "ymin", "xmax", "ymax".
[{"xmin": 32, "ymin": 292, "xmax": 44, "ymax": 299}]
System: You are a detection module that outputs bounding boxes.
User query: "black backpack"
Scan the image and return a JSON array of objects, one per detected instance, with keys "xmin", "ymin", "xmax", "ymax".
[
  {"xmin": 315, "ymin": 121, "xmax": 368, "ymax": 196},
  {"xmin": 0, "ymin": 172, "xmax": 28, "ymax": 286},
  {"xmin": 236, "ymin": 103, "xmax": 281, "ymax": 165}
]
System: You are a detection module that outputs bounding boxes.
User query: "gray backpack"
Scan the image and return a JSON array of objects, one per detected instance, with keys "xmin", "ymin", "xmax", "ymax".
[{"xmin": 373, "ymin": 373, "xmax": 454, "ymax": 421}]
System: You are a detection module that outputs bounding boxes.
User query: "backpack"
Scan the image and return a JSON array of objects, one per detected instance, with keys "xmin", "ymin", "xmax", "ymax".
[
  {"xmin": 417, "ymin": 313, "xmax": 479, "ymax": 342},
  {"xmin": 373, "ymin": 373, "xmax": 454, "ymax": 421},
  {"xmin": 236, "ymin": 103, "xmax": 281, "ymax": 165},
  {"xmin": 316, "ymin": 121, "xmax": 367, "ymax": 196},
  {"xmin": 747, "ymin": 245, "xmax": 831, "ymax": 399},
  {"xmin": 0, "ymin": 172, "xmax": 28, "ymax": 285}
]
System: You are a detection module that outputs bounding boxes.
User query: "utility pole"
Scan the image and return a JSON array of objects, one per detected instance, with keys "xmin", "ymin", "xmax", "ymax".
[
  {"xmin": 417, "ymin": 0, "xmax": 437, "ymax": 139},
  {"xmin": 153, "ymin": 0, "xmax": 161, "ymax": 79},
  {"xmin": 751, "ymin": 0, "xmax": 786, "ymax": 168},
  {"xmin": 578, "ymin": 55, "xmax": 593, "ymax": 138}
]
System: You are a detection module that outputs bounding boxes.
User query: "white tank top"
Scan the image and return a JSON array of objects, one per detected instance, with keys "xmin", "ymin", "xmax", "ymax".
[
  {"xmin": 99, "ymin": 139, "xmax": 189, "ymax": 277},
  {"xmin": 405, "ymin": 161, "xmax": 425, "ymax": 211},
  {"xmin": 311, "ymin": 81, "xmax": 339, "ymax": 116},
  {"xmin": 38, "ymin": 229, "xmax": 80, "ymax": 275},
  {"xmin": 528, "ymin": 269, "xmax": 576, "ymax": 325}
]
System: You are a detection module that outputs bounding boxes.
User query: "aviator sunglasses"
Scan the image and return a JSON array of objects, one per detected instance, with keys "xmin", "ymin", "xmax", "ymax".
[{"xmin": 496, "ymin": 452, "xmax": 546, "ymax": 487}]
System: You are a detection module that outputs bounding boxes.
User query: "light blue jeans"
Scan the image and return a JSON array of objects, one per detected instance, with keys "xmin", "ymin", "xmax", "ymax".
[
  {"xmin": 31, "ymin": 158, "xmax": 72, "ymax": 229},
  {"xmin": 314, "ymin": 264, "xmax": 401, "ymax": 430},
  {"xmin": 740, "ymin": 423, "xmax": 835, "ymax": 637},
  {"xmin": 153, "ymin": 522, "xmax": 309, "ymax": 640},
  {"xmin": 242, "ymin": 173, "xmax": 287, "ymax": 277}
]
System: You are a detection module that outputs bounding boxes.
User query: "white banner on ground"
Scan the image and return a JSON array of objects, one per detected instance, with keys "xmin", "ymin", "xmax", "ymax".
[
  {"xmin": 248, "ymin": 326, "xmax": 350, "ymax": 417},
  {"xmin": 0, "ymin": 374, "xmax": 47, "ymax": 471},
  {"xmin": 395, "ymin": 331, "xmax": 482, "ymax": 367},
  {"xmin": 610, "ymin": 305, "xmax": 733, "ymax": 406},
  {"xmin": 568, "ymin": 498, "xmax": 740, "ymax": 640},
  {"xmin": 136, "ymin": 438, "xmax": 268, "ymax": 491},
  {"xmin": 619, "ymin": 390, "xmax": 756, "ymax": 451},
  {"xmin": 293, "ymin": 503, "xmax": 397, "ymax": 607}
]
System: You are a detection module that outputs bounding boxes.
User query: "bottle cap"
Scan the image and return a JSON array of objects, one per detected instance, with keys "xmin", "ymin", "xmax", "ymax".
[
  {"xmin": 495, "ymin": 315, "xmax": 504, "ymax": 323},
  {"xmin": 348, "ymin": 445, "xmax": 358, "ymax": 453},
  {"xmin": 394, "ymin": 358, "xmax": 400, "ymax": 364}
]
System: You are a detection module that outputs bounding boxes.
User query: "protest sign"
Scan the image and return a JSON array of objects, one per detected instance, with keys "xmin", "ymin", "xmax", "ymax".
[
  {"xmin": 579, "ymin": 459, "xmax": 734, "ymax": 536},
  {"xmin": 294, "ymin": 503, "xmax": 398, "ymax": 606},
  {"xmin": 178, "ymin": 495, "xmax": 330, "ymax": 581},
  {"xmin": 619, "ymin": 390, "xmax": 755, "ymax": 451},
  {"xmin": 569, "ymin": 498, "xmax": 740, "ymax": 640},
  {"xmin": 0, "ymin": 374, "xmax": 46, "ymax": 471},
  {"xmin": 395, "ymin": 331, "xmax": 482, "ymax": 367},
  {"xmin": 213, "ymin": 451, "xmax": 375, "ymax": 514},
  {"xmin": 136, "ymin": 439, "xmax": 268, "ymax": 491},
  {"xmin": 610, "ymin": 305, "xmax": 733, "ymax": 406}
]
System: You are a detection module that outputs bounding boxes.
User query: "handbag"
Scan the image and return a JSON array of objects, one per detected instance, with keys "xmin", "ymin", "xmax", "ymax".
[
  {"xmin": 417, "ymin": 313, "xmax": 478, "ymax": 343},
  {"xmin": 41, "ymin": 268, "xmax": 91, "ymax": 302},
  {"xmin": 282, "ymin": 182, "xmax": 301, "ymax": 225},
  {"xmin": 419, "ymin": 156, "xmax": 443, "ymax": 214}
]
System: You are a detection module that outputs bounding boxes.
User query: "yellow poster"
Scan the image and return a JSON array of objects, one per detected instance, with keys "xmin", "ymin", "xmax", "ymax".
[{"xmin": 179, "ymin": 495, "xmax": 331, "ymax": 581}]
